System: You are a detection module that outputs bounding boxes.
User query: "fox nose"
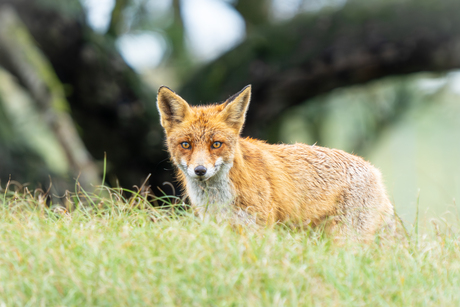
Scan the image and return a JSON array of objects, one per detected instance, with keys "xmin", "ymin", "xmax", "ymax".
[{"xmin": 194, "ymin": 165, "xmax": 207, "ymax": 176}]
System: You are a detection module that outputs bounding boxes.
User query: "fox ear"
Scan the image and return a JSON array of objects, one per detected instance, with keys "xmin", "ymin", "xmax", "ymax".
[
  {"xmin": 157, "ymin": 86, "xmax": 192, "ymax": 131},
  {"xmin": 221, "ymin": 85, "xmax": 252, "ymax": 132}
]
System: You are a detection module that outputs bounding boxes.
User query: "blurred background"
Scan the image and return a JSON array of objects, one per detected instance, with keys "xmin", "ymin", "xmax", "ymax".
[{"xmin": 0, "ymin": 0, "xmax": 460, "ymax": 226}]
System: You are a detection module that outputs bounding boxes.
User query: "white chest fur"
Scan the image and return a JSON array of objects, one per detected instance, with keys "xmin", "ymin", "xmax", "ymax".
[
  {"xmin": 184, "ymin": 163, "xmax": 257, "ymax": 226},
  {"xmin": 185, "ymin": 163, "xmax": 234, "ymax": 211}
]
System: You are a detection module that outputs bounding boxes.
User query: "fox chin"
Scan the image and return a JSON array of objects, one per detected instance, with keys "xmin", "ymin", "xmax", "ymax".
[{"xmin": 156, "ymin": 84, "xmax": 395, "ymax": 240}]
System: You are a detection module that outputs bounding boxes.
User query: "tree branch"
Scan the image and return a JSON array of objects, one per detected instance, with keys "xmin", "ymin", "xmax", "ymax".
[{"xmin": 181, "ymin": 0, "xmax": 460, "ymax": 139}]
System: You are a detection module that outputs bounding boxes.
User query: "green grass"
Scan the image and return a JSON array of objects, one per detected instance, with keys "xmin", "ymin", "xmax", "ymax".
[{"xmin": 0, "ymin": 185, "xmax": 459, "ymax": 306}]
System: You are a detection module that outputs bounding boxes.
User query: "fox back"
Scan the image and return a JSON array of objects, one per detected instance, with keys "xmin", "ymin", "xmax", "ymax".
[{"xmin": 157, "ymin": 85, "xmax": 395, "ymax": 239}]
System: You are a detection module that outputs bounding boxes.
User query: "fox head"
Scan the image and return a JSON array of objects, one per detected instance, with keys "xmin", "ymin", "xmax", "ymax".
[{"xmin": 157, "ymin": 85, "xmax": 251, "ymax": 182}]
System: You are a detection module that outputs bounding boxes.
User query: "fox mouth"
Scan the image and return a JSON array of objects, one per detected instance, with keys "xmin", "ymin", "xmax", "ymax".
[{"xmin": 195, "ymin": 171, "xmax": 216, "ymax": 182}]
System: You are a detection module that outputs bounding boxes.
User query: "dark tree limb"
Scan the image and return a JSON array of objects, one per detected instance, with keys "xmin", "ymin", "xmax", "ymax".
[{"xmin": 180, "ymin": 0, "xmax": 460, "ymax": 139}]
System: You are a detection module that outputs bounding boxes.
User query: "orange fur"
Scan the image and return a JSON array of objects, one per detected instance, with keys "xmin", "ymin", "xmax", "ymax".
[{"xmin": 157, "ymin": 85, "xmax": 395, "ymax": 239}]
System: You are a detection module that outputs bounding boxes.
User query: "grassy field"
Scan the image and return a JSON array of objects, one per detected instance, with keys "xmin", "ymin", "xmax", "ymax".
[{"xmin": 0, "ymin": 185, "xmax": 459, "ymax": 306}]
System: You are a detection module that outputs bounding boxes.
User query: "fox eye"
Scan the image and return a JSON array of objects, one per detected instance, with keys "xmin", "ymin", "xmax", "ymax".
[
  {"xmin": 212, "ymin": 141, "xmax": 222, "ymax": 149},
  {"xmin": 181, "ymin": 142, "xmax": 191, "ymax": 149}
]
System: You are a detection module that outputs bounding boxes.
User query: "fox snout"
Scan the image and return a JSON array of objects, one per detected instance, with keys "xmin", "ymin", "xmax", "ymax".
[
  {"xmin": 181, "ymin": 160, "xmax": 222, "ymax": 181},
  {"xmin": 194, "ymin": 165, "xmax": 207, "ymax": 176}
]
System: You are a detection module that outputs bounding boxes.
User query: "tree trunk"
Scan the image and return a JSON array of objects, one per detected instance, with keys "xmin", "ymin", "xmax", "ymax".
[
  {"xmin": 0, "ymin": 0, "xmax": 174, "ymax": 193},
  {"xmin": 0, "ymin": 6, "xmax": 100, "ymax": 190}
]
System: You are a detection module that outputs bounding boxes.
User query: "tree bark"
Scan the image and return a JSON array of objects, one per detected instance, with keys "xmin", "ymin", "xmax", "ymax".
[
  {"xmin": 0, "ymin": 0, "xmax": 172, "ymax": 192},
  {"xmin": 180, "ymin": 0, "xmax": 460, "ymax": 139},
  {"xmin": 0, "ymin": 6, "xmax": 100, "ymax": 189}
]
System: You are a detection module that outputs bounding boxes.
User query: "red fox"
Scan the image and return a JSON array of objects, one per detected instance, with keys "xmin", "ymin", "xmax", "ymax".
[{"xmin": 157, "ymin": 85, "xmax": 395, "ymax": 239}]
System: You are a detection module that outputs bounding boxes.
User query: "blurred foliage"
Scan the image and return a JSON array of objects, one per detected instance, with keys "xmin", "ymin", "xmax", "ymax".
[
  {"xmin": 37, "ymin": 0, "xmax": 83, "ymax": 17},
  {"xmin": 277, "ymin": 71, "xmax": 460, "ymax": 223},
  {"xmin": 278, "ymin": 75, "xmax": 426, "ymax": 154}
]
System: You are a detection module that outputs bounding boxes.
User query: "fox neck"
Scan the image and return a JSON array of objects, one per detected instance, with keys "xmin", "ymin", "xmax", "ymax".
[{"xmin": 185, "ymin": 161, "xmax": 234, "ymax": 210}]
